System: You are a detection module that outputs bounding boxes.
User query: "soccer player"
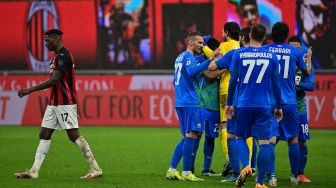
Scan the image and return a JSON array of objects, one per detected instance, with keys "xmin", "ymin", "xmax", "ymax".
[
  {"xmin": 209, "ymin": 27, "xmax": 253, "ymax": 183},
  {"xmin": 166, "ymin": 32, "xmax": 219, "ymax": 181},
  {"xmin": 226, "ymin": 24, "xmax": 283, "ymax": 188},
  {"xmin": 217, "ymin": 22, "xmax": 240, "ymax": 177},
  {"xmin": 264, "ymin": 22, "xmax": 312, "ymax": 184},
  {"xmin": 15, "ymin": 29, "xmax": 102, "ymax": 179},
  {"xmin": 197, "ymin": 36, "xmax": 222, "ymax": 177},
  {"xmin": 288, "ymin": 36, "xmax": 315, "ymax": 183}
]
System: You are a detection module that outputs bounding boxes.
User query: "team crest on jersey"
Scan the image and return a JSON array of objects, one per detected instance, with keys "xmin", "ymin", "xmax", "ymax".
[
  {"xmin": 186, "ymin": 60, "xmax": 191, "ymax": 65},
  {"xmin": 197, "ymin": 123, "xmax": 202, "ymax": 128},
  {"xmin": 26, "ymin": 1, "xmax": 60, "ymax": 72},
  {"xmin": 49, "ymin": 64, "xmax": 55, "ymax": 74}
]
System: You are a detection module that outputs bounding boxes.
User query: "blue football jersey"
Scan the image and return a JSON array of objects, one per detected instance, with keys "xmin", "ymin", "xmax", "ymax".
[
  {"xmin": 215, "ymin": 49, "xmax": 237, "ymax": 70},
  {"xmin": 228, "ymin": 46, "xmax": 281, "ymax": 108},
  {"xmin": 174, "ymin": 51, "xmax": 205, "ymax": 107},
  {"xmin": 264, "ymin": 43, "xmax": 308, "ymax": 104}
]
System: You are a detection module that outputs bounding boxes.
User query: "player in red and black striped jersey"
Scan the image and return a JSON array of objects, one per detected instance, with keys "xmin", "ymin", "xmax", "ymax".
[
  {"xmin": 16, "ymin": 29, "xmax": 102, "ymax": 179},
  {"xmin": 49, "ymin": 45, "xmax": 77, "ymax": 106}
]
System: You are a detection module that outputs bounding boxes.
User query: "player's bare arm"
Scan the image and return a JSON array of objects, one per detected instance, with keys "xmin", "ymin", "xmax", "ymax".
[
  {"xmin": 208, "ymin": 59, "xmax": 218, "ymax": 70},
  {"xmin": 305, "ymin": 47, "xmax": 312, "ymax": 75},
  {"xmin": 203, "ymin": 69, "xmax": 225, "ymax": 80},
  {"xmin": 18, "ymin": 70, "xmax": 63, "ymax": 98}
]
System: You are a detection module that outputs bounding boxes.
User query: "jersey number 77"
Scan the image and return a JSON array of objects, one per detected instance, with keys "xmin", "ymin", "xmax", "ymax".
[{"xmin": 242, "ymin": 59, "xmax": 269, "ymax": 83}]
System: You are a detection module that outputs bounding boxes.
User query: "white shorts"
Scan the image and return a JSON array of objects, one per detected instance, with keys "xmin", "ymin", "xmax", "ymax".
[{"xmin": 41, "ymin": 105, "xmax": 79, "ymax": 131}]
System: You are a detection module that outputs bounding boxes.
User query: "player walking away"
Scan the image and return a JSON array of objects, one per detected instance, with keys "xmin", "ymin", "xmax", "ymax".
[
  {"xmin": 226, "ymin": 24, "xmax": 283, "ymax": 188},
  {"xmin": 166, "ymin": 32, "xmax": 220, "ymax": 181},
  {"xmin": 15, "ymin": 29, "xmax": 102, "ymax": 179},
  {"xmin": 288, "ymin": 36, "xmax": 315, "ymax": 183},
  {"xmin": 264, "ymin": 22, "xmax": 312, "ymax": 185}
]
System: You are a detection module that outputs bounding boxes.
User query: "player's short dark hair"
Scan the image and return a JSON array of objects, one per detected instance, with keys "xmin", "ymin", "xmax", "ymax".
[
  {"xmin": 45, "ymin": 29, "xmax": 63, "ymax": 36},
  {"xmin": 251, "ymin": 24, "xmax": 266, "ymax": 42},
  {"xmin": 187, "ymin": 31, "xmax": 202, "ymax": 41},
  {"xmin": 239, "ymin": 27, "xmax": 251, "ymax": 43},
  {"xmin": 204, "ymin": 36, "xmax": 220, "ymax": 51},
  {"xmin": 271, "ymin": 22, "xmax": 289, "ymax": 43},
  {"xmin": 240, "ymin": 0, "xmax": 257, "ymax": 6},
  {"xmin": 224, "ymin": 22, "xmax": 240, "ymax": 41},
  {"xmin": 287, "ymin": 36, "xmax": 302, "ymax": 44}
]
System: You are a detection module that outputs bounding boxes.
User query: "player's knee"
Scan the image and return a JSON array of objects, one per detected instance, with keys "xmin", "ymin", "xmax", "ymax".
[
  {"xmin": 66, "ymin": 129, "xmax": 80, "ymax": 142},
  {"xmin": 186, "ymin": 131, "xmax": 201, "ymax": 138},
  {"xmin": 39, "ymin": 128, "xmax": 53, "ymax": 140},
  {"xmin": 287, "ymin": 136, "xmax": 298, "ymax": 144}
]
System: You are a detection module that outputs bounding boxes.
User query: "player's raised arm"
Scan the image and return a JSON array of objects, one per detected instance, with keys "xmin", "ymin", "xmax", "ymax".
[
  {"xmin": 296, "ymin": 47, "xmax": 312, "ymax": 75},
  {"xmin": 186, "ymin": 48, "xmax": 220, "ymax": 77}
]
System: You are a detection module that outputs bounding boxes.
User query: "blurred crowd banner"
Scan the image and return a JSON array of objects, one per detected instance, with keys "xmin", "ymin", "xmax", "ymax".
[
  {"xmin": 0, "ymin": 0, "xmax": 335, "ymax": 70},
  {"xmin": 0, "ymin": 75, "xmax": 335, "ymax": 128}
]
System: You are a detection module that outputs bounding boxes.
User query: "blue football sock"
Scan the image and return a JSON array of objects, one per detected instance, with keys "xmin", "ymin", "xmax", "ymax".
[
  {"xmin": 251, "ymin": 138, "xmax": 258, "ymax": 169},
  {"xmin": 190, "ymin": 137, "xmax": 201, "ymax": 172},
  {"xmin": 228, "ymin": 137, "xmax": 240, "ymax": 174},
  {"xmin": 169, "ymin": 138, "xmax": 185, "ymax": 169},
  {"xmin": 298, "ymin": 143, "xmax": 308, "ymax": 174},
  {"xmin": 236, "ymin": 137, "xmax": 249, "ymax": 168},
  {"xmin": 203, "ymin": 136, "xmax": 215, "ymax": 172},
  {"xmin": 288, "ymin": 142, "xmax": 300, "ymax": 177},
  {"xmin": 257, "ymin": 144, "xmax": 271, "ymax": 185},
  {"xmin": 182, "ymin": 137, "xmax": 196, "ymax": 171},
  {"xmin": 268, "ymin": 142, "xmax": 276, "ymax": 178}
]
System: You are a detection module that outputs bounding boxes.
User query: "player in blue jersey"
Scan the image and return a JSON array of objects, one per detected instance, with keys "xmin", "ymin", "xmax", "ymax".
[
  {"xmin": 208, "ymin": 27, "xmax": 256, "ymax": 183},
  {"xmin": 263, "ymin": 22, "xmax": 312, "ymax": 185},
  {"xmin": 288, "ymin": 36, "xmax": 315, "ymax": 183},
  {"xmin": 196, "ymin": 36, "xmax": 223, "ymax": 177},
  {"xmin": 166, "ymin": 32, "xmax": 220, "ymax": 181},
  {"xmin": 226, "ymin": 24, "xmax": 283, "ymax": 188}
]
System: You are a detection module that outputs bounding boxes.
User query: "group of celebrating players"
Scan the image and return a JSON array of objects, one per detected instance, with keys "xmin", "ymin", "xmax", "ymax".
[{"xmin": 168, "ymin": 21, "xmax": 315, "ymax": 188}]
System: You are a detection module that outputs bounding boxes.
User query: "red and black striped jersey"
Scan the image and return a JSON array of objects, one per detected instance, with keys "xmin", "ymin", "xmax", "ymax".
[{"xmin": 49, "ymin": 47, "xmax": 77, "ymax": 106}]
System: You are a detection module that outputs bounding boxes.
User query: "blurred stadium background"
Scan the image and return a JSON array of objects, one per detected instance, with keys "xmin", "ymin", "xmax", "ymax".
[{"xmin": 0, "ymin": 0, "xmax": 335, "ymax": 187}]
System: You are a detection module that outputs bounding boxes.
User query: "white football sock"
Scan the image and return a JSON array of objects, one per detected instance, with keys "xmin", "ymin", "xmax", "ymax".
[
  {"xmin": 75, "ymin": 136, "xmax": 100, "ymax": 171},
  {"xmin": 31, "ymin": 139, "xmax": 51, "ymax": 173}
]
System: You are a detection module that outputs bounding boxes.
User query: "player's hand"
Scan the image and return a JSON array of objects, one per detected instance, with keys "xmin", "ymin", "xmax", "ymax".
[
  {"xmin": 307, "ymin": 47, "xmax": 312, "ymax": 58},
  {"xmin": 274, "ymin": 109, "xmax": 283, "ymax": 122},
  {"xmin": 210, "ymin": 48, "xmax": 221, "ymax": 61},
  {"xmin": 18, "ymin": 88, "xmax": 32, "ymax": 98},
  {"xmin": 225, "ymin": 106, "xmax": 234, "ymax": 119}
]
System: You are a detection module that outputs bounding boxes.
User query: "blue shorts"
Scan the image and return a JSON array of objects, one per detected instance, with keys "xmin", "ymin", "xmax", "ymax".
[
  {"xmin": 201, "ymin": 108, "xmax": 220, "ymax": 138},
  {"xmin": 235, "ymin": 107, "xmax": 272, "ymax": 140},
  {"xmin": 278, "ymin": 104, "xmax": 299, "ymax": 141},
  {"xmin": 298, "ymin": 112, "xmax": 310, "ymax": 141},
  {"xmin": 270, "ymin": 106, "xmax": 279, "ymax": 137},
  {"xmin": 227, "ymin": 106, "xmax": 237, "ymax": 134},
  {"xmin": 175, "ymin": 107, "xmax": 204, "ymax": 136}
]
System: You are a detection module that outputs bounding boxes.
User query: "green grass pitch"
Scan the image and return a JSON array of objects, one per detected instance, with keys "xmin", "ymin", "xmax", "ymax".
[{"xmin": 0, "ymin": 126, "xmax": 335, "ymax": 188}]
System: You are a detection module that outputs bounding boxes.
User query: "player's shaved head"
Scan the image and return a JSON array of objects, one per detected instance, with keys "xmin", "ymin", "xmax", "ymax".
[
  {"xmin": 250, "ymin": 24, "xmax": 266, "ymax": 42},
  {"xmin": 187, "ymin": 31, "xmax": 202, "ymax": 41}
]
